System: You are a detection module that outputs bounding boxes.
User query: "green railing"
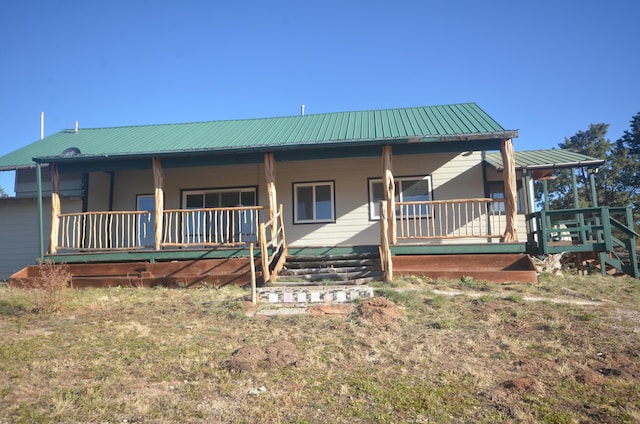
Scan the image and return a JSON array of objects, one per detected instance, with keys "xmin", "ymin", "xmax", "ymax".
[{"xmin": 527, "ymin": 206, "xmax": 638, "ymax": 277}]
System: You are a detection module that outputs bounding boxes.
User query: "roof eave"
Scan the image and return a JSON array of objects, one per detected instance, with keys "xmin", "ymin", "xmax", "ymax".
[
  {"xmin": 32, "ymin": 130, "xmax": 518, "ymax": 165},
  {"xmin": 490, "ymin": 159, "xmax": 605, "ymax": 172}
]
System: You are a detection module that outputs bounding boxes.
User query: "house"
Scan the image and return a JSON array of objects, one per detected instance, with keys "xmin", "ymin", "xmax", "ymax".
[{"xmin": 0, "ymin": 103, "xmax": 636, "ymax": 285}]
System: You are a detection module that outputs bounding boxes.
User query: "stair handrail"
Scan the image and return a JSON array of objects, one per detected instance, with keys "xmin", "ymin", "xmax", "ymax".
[{"xmin": 259, "ymin": 204, "xmax": 287, "ymax": 284}]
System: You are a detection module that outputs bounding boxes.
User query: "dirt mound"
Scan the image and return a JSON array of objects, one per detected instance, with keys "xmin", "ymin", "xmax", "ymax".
[
  {"xmin": 354, "ymin": 296, "xmax": 406, "ymax": 327},
  {"xmin": 221, "ymin": 340, "xmax": 301, "ymax": 372}
]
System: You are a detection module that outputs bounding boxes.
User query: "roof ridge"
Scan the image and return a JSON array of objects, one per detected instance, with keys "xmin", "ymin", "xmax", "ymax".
[{"xmin": 60, "ymin": 102, "xmax": 480, "ymax": 131}]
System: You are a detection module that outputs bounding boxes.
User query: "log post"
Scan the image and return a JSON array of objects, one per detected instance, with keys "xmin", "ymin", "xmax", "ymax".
[
  {"xmin": 264, "ymin": 153, "xmax": 278, "ymax": 237},
  {"xmin": 48, "ymin": 163, "xmax": 60, "ymax": 254},
  {"xmin": 500, "ymin": 139, "xmax": 518, "ymax": 242},
  {"xmin": 152, "ymin": 157, "xmax": 164, "ymax": 251},
  {"xmin": 380, "ymin": 200, "xmax": 393, "ymax": 282},
  {"xmin": 382, "ymin": 145, "xmax": 396, "ymax": 244},
  {"xmin": 259, "ymin": 222, "xmax": 270, "ymax": 283}
]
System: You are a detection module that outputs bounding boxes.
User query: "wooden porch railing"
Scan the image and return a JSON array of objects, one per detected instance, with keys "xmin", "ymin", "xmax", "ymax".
[
  {"xmin": 58, "ymin": 210, "xmax": 154, "ymax": 250},
  {"xmin": 396, "ymin": 198, "xmax": 506, "ymax": 240},
  {"xmin": 380, "ymin": 198, "xmax": 507, "ymax": 282},
  {"xmin": 56, "ymin": 206, "xmax": 266, "ymax": 251},
  {"xmin": 161, "ymin": 206, "xmax": 263, "ymax": 248}
]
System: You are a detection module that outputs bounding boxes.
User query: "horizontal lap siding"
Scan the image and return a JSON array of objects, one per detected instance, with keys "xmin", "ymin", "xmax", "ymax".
[
  {"xmin": 0, "ymin": 199, "xmax": 82, "ymax": 280},
  {"xmin": 278, "ymin": 157, "xmax": 378, "ymax": 246},
  {"xmin": 278, "ymin": 152, "xmax": 485, "ymax": 246}
]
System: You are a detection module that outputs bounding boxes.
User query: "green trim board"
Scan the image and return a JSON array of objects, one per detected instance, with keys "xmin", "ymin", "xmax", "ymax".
[{"xmin": 391, "ymin": 243, "xmax": 528, "ymax": 255}]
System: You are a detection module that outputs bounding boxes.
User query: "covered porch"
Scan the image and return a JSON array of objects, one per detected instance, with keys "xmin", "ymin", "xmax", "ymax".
[{"xmin": 25, "ymin": 135, "xmax": 531, "ymax": 286}]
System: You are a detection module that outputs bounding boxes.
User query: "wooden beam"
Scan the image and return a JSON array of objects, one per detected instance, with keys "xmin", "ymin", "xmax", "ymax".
[
  {"xmin": 500, "ymin": 139, "xmax": 518, "ymax": 242},
  {"xmin": 382, "ymin": 145, "xmax": 396, "ymax": 244},
  {"xmin": 152, "ymin": 157, "xmax": 164, "ymax": 251},
  {"xmin": 48, "ymin": 163, "xmax": 60, "ymax": 255},
  {"xmin": 264, "ymin": 153, "xmax": 278, "ymax": 237}
]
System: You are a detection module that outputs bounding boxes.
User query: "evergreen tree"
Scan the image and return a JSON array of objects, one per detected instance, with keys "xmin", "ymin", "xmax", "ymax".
[{"xmin": 539, "ymin": 124, "xmax": 610, "ymax": 210}]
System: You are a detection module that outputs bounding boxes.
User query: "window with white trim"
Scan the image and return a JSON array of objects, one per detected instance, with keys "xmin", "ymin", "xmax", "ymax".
[
  {"xmin": 487, "ymin": 181, "xmax": 524, "ymax": 214},
  {"xmin": 293, "ymin": 181, "xmax": 335, "ymax": 224},
  {"xmin": 182, "ymin": 187, "xmax": 256, "ymax": 209},
  {"xmin": 181, "ymin": 187, "xmax": 257, "ymax": 244},
  {"xmin": 368, "ymin": 176, "xmax": 432, "ymax": 220}
]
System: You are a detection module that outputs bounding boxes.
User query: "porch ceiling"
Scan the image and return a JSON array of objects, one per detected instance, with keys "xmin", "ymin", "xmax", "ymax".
[{"xmin": 0, "ymin": 103, "xmax": 517, "ymax": 170}]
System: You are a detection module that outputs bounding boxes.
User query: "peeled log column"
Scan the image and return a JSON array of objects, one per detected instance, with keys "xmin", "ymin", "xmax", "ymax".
[
  {"xmin": 264, "ymin": 153, "xmax": 277, "ymax": 237},
  {"xmin": 501, "ymin": 139, "xmax": 518, "ymax": 242},
  {"xmin": 152, "ymin": 158, "xmax": 164, "ymax": 250},
  {"xmin": 382, "ymin": 145, "xmax": 396, "ymax": 244},
  {"xmin": 49, "ymin": 163, "xmax": 60, "ymax": 254}
]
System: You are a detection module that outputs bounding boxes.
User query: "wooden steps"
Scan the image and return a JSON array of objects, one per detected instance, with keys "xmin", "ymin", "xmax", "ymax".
[
  {"xmin": 9, "ymin": 258, "xmax": 260, "ymax": 289},
  {"xmin": 276, "ymin": 252, "xmax": 383, "ymax": 284},
  {"xmin": 392, "ymin": 253, "xmax": 538, "ymax": 283}
]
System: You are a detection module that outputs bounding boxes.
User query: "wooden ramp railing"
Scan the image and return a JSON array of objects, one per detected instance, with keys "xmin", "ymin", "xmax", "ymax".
[{"xmin": 529, "ymin": 206, "xmax": 638, "ymax": 277}]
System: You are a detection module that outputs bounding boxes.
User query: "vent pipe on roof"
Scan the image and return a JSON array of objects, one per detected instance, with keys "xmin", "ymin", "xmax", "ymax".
[
  {"xmin": 74, "ymin": 120, "xmax": 78, "ymax": 134},
  {"xmin": 40, "ymin": 112, "xmax": 44, "ymax": 140},
  {"xmin": 301, "ymin": 104, "xmax": 305, "ymax": 116}
]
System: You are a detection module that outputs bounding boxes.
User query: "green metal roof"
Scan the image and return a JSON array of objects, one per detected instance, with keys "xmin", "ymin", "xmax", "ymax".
[
  {"xmin": 485, "ymin": 149, "xmax": 605, "ymax": 171},
  {"xmin": 0, "ymin": 103, "xmax": 516, "ymax": 170}
]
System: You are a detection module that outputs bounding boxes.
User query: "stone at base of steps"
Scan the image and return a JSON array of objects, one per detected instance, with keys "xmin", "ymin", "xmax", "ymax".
[{"xmin": 257, "ymin": 285, "xmax": 374, "ymax": 306}]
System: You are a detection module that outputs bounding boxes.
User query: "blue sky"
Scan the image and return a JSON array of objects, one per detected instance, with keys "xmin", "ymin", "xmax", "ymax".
[{"xmin": 1, "ymin": 0, "xmax": 638, "ymax": 194}]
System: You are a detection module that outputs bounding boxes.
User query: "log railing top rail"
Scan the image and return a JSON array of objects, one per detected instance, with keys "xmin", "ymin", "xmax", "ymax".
[
  {"xmin": 56, "ymin": 206, "xmax": 268, "ymax": 252},
  {"xmin": 394, "ymin": 198, "xmax": 506, "ymax": 240}
]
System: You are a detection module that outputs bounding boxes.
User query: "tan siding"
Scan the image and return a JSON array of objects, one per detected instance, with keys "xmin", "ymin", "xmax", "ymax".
[{"xmin": 0, "ymin": 198, "xmax": 82, "ymax": 280}]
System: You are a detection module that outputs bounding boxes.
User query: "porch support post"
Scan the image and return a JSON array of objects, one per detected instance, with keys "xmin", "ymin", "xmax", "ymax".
[
  {"xmin": 36, "ymin": 163, "xmax": 45, "ymax": 261},
  {"xmin": 524, "ymin": 170, "xmax": 536, "ymax": 244},
  {"xmin": 49, "ymin": 163, "xmax": 60, "ymax": 255},
  {"xmin": 572, "ymin": 168, "xmax": 586, "ymax": 242},
  {"xmin": 152, "ymin": 157, "xmax": 164, "ymax": 251},
  {"xmin": 500, "ymin": 138, "xmax": 518, "ymax": 242},
  {"xmin": 382, "ymin": 145, "xmax": 396, "ymax": 245},
  {"xmin": 264, "ymin": 153, "xmax": 277, "ymax": 236},
  {"xmin": 380, "ymin": 200, "xmax": 393, "ymax": 282},
  {"xmin": 588, "ymin": 168, "xmax": 598, "ymax": 207}
]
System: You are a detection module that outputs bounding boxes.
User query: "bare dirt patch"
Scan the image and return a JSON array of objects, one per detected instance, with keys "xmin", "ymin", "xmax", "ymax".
[
  {"xmin": 353, "ymin": 296, "xmax": 406, "ymax": 327},
  {"xmin": 221, "ymin": 340, "xmax": 302, "ymax": 372}
]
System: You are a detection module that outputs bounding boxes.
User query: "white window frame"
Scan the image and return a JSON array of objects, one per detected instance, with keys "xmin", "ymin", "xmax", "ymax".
[
  {"xmin": 182, "ymin": 187, "xmax": 257, "ymax": 209},
  {"xmin": 368, "ymin": 175, "xmax": 433, "ymax": 220},
  {"xmin": 293, "ymin": 181, "xmax": 335, "ymax": 224},
  {"xmin": 487, "ymin": 181, "xmax": 524, "ymax": 214}
]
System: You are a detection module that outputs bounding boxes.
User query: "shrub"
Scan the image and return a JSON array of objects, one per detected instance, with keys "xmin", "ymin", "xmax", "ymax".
[{"xmin": 31, "ymin": 260, "xmax": 72, "ymax": 314}]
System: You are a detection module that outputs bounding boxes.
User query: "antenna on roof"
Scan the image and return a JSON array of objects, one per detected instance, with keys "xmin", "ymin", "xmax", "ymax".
[
  {"xmin": 74, "ymin": 121, "xmax": 78, "ymax": 134},
  {"xmin": 301, "ymin": 104, "xmax": 305, "ymax": 116},
  {"xmin": 40, "ymin": 112, "xmax": 44, "ymax": 140}
]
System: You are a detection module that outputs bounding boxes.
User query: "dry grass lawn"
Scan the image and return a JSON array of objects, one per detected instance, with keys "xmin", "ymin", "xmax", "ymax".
[{"xmin": 1, "ymin": 272, "xmax": 639, "ymax": 423}]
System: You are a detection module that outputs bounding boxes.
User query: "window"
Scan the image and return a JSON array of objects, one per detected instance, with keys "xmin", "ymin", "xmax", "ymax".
[
  {"xmin": 183, "ymin": 188, "xmax": 256, "ymax": 209},
  {"xmin": 181, "ymin": 187, "xmax": 258, "ymax": 243},
  {"xmin": 368, "ymin": 176, "xmax": 432, "ymax": 220},
  {"xmin": 293, "ymin": 181, "xmax": 335, "ymax": 223},
  {"xmin": 487, "ymin": 181, "xmax": 524, "ymax": 213}
]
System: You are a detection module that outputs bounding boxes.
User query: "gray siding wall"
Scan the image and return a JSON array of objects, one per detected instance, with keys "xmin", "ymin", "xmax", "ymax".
[{"xmin": 0, "ymin": 198, "xmax": 82, "ymax": 280}]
